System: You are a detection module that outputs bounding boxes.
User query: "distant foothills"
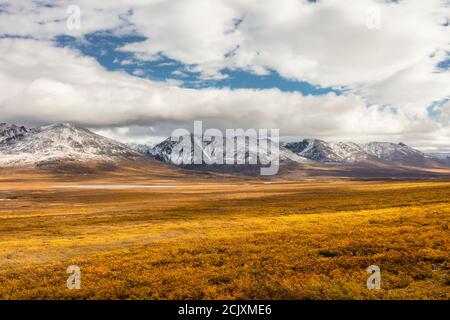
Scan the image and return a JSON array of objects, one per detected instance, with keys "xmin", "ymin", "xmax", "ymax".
[{"xmin": 1, "ymin": 122, "xmax": 449, "ymax": 178}]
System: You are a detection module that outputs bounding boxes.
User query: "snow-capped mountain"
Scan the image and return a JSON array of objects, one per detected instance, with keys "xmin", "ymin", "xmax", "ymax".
[
  {"xmin": 1, "ymin": 122, "xmax": 448, "ymax": 175},
  {"xmin": 0, "ymin": 122, "xmax": 143, "ymax": 166},
  {"xmin": 132, "ymin": 134, "xmax": 310, "ymax": 167},
  {"xmin": 328, "ymin": 142, "xmax": 370, "ymax": 162},
  {"xmin": 132, "ymin": 135, "xmax": 447, "ymax": 169},
  {"xmin": 126, "ymin": 143, "xmax": 156, "ymax": 156},
  {"xmin": 282, "ymin": 139, "xmax": 431, "ymax": 165},
  {"xmin": 283, "ymin": 139, "xmax": 370, "ymax": 162},
  {"xmin": 361, "ymin": 142, "xmax": 425, "ymax": 164},
  {"xmin": 283, "ymin": 139, "xmax": 337, "ymax": 162}
]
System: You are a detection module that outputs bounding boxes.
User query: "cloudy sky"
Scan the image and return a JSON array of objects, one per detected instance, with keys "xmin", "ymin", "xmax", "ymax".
[{"xmin": 0, "ymin": 0, "xmax": 449, "ymax": 151}]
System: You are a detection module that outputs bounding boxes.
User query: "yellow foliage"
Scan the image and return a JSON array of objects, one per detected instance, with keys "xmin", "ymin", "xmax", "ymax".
[{"xmin": 0, "ymin": 177, "xmax": 449, "ymax": 299}]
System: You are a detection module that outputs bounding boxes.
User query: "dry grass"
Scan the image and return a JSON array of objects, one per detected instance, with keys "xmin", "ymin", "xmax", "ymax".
[{"xmin": 0, "ymin": 172, "xmax": 449, "ymax": 299}]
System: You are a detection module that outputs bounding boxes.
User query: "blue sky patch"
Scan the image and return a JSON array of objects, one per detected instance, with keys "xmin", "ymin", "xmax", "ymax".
[{"xmin": 54, "ymin": 32, "xmax": 344, "ymax": 96}]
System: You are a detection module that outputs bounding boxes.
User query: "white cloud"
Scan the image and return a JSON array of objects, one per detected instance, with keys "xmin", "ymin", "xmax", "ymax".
[
  {"xmin": 0, "ymin": 1, "xmax": 129, "ymax": 39},
  {"xmin": 0, "ymin": 38, "xmax": 447, "ymax": 150},
  {"xmin": 0, "ymin": 1, "xmax": 448, "ymax": 149},
  {"xmin": 359, "ymin": 49, "xmax": 450, "ymax": 117},
  {"xmin": 118, "ymin": 0, "xmax": 450, "ymax": 111}
]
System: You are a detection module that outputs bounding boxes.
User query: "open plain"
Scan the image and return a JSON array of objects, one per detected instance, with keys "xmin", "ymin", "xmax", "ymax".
[{"xmin": 0, "ymin": 168, "xmax": 449, "ymax": 299}]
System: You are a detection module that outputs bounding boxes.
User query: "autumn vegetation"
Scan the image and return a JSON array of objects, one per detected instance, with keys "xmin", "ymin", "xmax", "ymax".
[{"xmin": 0, "ymin": 170, "xmax": 448, "ymax": 299}]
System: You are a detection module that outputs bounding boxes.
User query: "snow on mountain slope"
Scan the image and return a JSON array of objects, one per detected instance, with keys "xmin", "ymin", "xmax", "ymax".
[
  {"xmin": 361, "ymin": 142, "xmax": 425, "ymax": 163},
  {"xmin": 138, "ymin": 134, "xmax": 310, "ymax": 166},
  {"xmin": 126, "ymin": 143, "xmax": 156, "ymax": 156},
  {"xmin": 1, "ymin": 122, "xmax": 446, "ymax": 172},
  {"xmin": 328, "ymin": 141, "xmax": 370, "ymax": 162},
  {"xmin": 283, "ymin": 139, "xmax": 344, "ymax": 162},
  {"xmin": 283, "ymin": 139, "xmax": 429, "ymax": 165},
  {"xmin": 425, "ymin": 153, "xmax": 450, "ymax": 162},
  {"xmin": 0, "ymin": 123, "xmax": 143, "ymax": 166},
  {"xmin": 136, "ymin": 135, "xmax": 441, "ymax": 169}
]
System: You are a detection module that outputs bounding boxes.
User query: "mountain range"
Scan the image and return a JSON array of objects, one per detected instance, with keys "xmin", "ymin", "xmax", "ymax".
[
  {"xmin": 1, "ymin": 122, "xmax": 449, "ymax": 177},
  {"xmin": 132, "ymin": 134, "xmax": 449, "ymax": 167}
]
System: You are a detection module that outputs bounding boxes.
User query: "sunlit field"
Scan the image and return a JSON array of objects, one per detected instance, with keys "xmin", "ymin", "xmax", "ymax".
[{"xmin": 0, "ymin": 171, "xmax": 449, "ymax": 299}]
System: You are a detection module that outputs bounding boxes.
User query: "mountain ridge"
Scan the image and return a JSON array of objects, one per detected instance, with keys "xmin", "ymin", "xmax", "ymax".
[
  {"xmin": 1, "ymin": 122, "xmax": 449, "ymax": 177},
  {"xmin": 142, "ymin": 136, "xmax": 442, "ymax": 167}
]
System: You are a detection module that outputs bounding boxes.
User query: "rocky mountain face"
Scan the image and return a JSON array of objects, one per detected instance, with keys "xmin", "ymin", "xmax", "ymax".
[
  {"xmin": 123, "ymin": 135, "xmax": 450, "ymax": 178},
  {"xmin": 132, "ymin": 136, "xmax": 447, "ymax": 167},
  {"xmin": 0, "ymin": 122, "xmax": 143, "ymax": 167},
  {"xmin": 136, "ymin": 134, "xmax": 309, "ymax": 167},
  {"xmin": 126, "ymin": 143, "xmax": 155, "ymax": 157},
  {"xmin": 361, "ymin": 142, "xmax": 426, "ymax": 164},
  {"xmin": 0, "ymin": 123, "xmax": 30, "ymax": 145},
  {"xmin": 283, "ymin": 139, "xmax": 370, "ymax": 163},
  {"xmin": 1, "ymin": 122, "xmax": 448, "ymax": 175},
  {"xmin": 282, "ymin": 139, "xmax": 433, "ymax": 165}
]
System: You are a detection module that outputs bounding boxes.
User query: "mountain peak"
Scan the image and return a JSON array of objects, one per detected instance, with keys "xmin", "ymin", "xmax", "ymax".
[
  {"xmin": 0, "ymin": 122, "xmax": 143, "ymax": 167},
  {"xmin": 42, "ymin": 122, "xmax": 83, "ymax": 130},
  {"xmin": 360, "ymin": 141, "xmax": 424, "ymax": 164}
]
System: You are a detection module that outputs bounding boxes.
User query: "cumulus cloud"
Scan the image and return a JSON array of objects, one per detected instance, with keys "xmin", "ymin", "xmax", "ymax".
[
  {"xmin": 0, "ymin": 38, "xmax": 447, "ymax": 149},
  {"xmin": 117, "ymin": 1, "xmax": 450, "ymax": 87},
  {"xmin": 122, "ymin": 0, "xmax": 450, "ymax": 112},
  {"xmin": 0, "ymin": 1, "xmax": 448, "ymax": 149}
]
